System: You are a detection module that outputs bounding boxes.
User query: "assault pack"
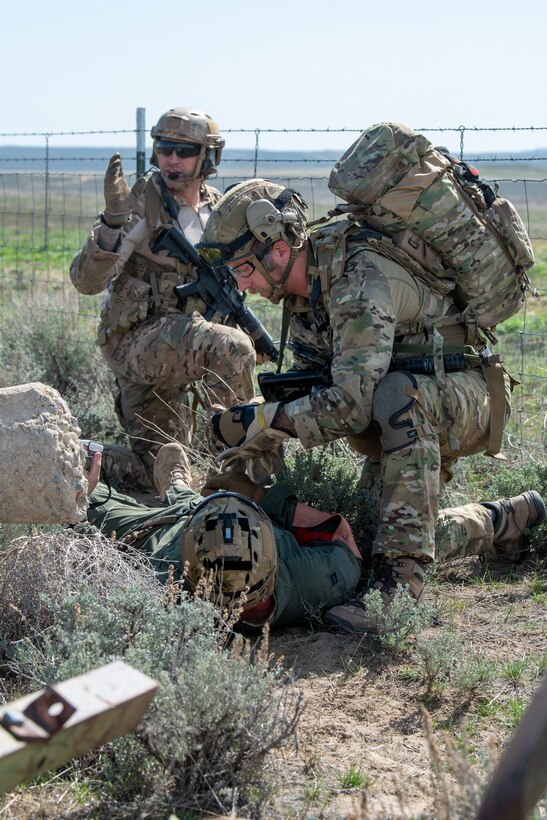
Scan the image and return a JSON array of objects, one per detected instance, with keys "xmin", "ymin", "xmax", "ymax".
[{"xmin": 327, "ymin": 122, "xmax": 537, "ymax": 339}]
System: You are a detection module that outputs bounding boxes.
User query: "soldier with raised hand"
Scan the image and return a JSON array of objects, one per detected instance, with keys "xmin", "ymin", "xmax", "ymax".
[
  {"xmin": 200, "ymin": 179, "xmax": 545, "ymax": 632},
  {"xmin": 70, "ymin": 108, "xmax": 257, "ymax": 490}
]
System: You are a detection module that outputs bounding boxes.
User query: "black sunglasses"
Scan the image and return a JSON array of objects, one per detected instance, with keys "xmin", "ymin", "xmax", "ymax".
[{"xmin": 156, "ymin": 141, "xmax": 201, "ymax": 159}]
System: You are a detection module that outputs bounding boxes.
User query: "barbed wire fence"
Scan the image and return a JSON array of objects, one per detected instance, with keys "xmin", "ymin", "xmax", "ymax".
[{"xmin": 0, "ymin": 116, "xmax": 545, "ymax": 458}]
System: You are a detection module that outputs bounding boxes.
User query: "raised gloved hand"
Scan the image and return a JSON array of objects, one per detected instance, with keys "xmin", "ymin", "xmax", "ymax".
[
  {"xmin": 211, "ymin": 402, "xmax": 288, "ymax": 449},
  {"xmin": 102, "ymin": 153, "xmax": 146, "ymax": 227},
  {"xmin": 200, "ymin": 471, "xmax": 267, "ymax": 504}
]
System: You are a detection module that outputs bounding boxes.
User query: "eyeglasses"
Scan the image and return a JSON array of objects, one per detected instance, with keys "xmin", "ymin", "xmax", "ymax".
[
  {"xmin": 231, "ymin": 259, "xmax": 256, "ymax": 278},
  {"xmin": 156, "ymin": 141, "xmax": 201, "ymax": 159}
]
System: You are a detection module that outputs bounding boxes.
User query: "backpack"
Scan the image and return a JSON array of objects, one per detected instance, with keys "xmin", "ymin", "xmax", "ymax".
[{"xmin": 328, "ymin": 122, "xmax": 536, "ymax": 333}]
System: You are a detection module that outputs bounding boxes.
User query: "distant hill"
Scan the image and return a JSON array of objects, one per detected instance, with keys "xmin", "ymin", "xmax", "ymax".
[{"xmin": 1, "ymin": 145, "xmax": 547, "ymax": 174}]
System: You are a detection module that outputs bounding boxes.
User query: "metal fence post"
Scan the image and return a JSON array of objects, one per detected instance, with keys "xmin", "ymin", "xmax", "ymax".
[
  {"xmin": 253, "ymin": 128, "xmax": 260, "ymax": 177},
  {"xmin": 136, "ymin": 108, "xmax": 146, "ymax": 178},
  {"xmin": 43, "ymin": 133, "xmax": 50, "ymax": 252}
]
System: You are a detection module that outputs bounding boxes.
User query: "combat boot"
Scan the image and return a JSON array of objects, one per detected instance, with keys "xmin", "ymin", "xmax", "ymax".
[
  {"xmin": 323, "ymin": 556, "xmax": 426, "ymax": 634},
  {"xmin": 153, "ymin": 443, "xmax": 192, "ymax": 501},
  {"xmin": 482, "ymin": 490, "xmax": 545, "ymax": 562}
]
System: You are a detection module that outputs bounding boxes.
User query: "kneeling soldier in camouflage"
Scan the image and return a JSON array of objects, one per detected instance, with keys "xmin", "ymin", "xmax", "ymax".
[
  {"xmin": 70, "ymin": 108, "xmax": 256, "ymax": 491},
  {"xmin": 199, "ymin": 179, "xmax": 545, "ymax": 632}
]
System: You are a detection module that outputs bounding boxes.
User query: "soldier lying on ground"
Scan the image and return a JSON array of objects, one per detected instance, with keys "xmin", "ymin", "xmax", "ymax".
[
  {"xmin": 70, "ymin": 107, "xmax": 256, "ymax": 491},
  {"xmin": 200, "ymin": 179, "xmax": 545, "ymax": 632},
  {"xmin": 84, "ymin": 444, "xmax": 545, "ymax": 631}
]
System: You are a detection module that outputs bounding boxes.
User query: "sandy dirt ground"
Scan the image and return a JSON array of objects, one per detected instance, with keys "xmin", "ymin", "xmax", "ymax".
[
  {"xmin": 0, "ymin": 552, "xmax": 544, "ymax": 820},
  {"xmin": 265, "ymin": 558, "xmax": 546, "ymax": 818}
]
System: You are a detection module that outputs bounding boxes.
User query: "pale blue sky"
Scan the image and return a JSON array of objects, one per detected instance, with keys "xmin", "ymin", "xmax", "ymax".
[{"xmin": 3, "ymin": 0, "xmax": 547, "ymax": 155}]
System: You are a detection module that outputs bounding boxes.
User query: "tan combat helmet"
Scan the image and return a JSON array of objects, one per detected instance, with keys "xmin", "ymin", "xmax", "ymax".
[
  {"xmin": 150, "ymin": 106, "xmax": 225, "ymax": 179},
  {"xmin": 201, "ymin": 178, "xmax": 308, "ymax": 301},
  {"xmin": 180, "ymin": 492, "xmax": 278, "ymax": 617}
]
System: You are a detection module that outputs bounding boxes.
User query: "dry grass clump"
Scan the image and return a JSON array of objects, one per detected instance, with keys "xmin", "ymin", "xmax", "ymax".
[
  {"xmin": 0, "ymin": 526, "xmax": 162, "ymax": 646},
  {"xmin": 422, "ymin": 706, "xmax": 489, "ymax": 819}
]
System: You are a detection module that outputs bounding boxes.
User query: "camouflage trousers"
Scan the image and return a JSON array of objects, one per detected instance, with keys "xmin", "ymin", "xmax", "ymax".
[
  {"xmin": 435, "ymin": 502, "xmax": 495, "ymax": 562},
  {"xmin": 355, "ymin": 368, "xmax": 512, "ymax": 561},
  {"xmin": 100, "ymin": 311, "xmax": 256, "ymax": 488}
]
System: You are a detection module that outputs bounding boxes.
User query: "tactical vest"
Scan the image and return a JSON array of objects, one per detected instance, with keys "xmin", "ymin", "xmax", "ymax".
[
  {"xmin": 298, "ymin": 220, "xmax": 511, "ymax": 458},
  {"xmin": 305, "ymin": 219, "xmax": 461, "ymax": 348},
  {"xmin": 101, "ymin": 176, "xmax": 222, "ymax": 335}
]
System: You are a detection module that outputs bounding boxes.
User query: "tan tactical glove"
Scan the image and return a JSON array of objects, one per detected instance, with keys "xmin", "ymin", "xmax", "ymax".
[
  {"xmin": 215, "ymin": 427, "xmax": 289, "ymax": 482},
  {"xmin": 211, "ymin": 402, "xmax": 286, "ymax": 449},
  {"xmin": 102, "ymin": 153, "xmax": 146, "ymax": 227},
  {"xmin": 200, "ymin": 471, "xmax": 267, "ymax": 504}
]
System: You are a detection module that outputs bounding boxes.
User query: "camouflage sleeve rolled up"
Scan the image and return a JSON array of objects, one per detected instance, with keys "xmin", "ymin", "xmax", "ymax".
[
  {"xmin": 70, "ymin": 220, "xmax": 124, "ymax": 295},
  {"xmin": 285, "ymin": 250, "xmax": 396, "ymax": 447}
]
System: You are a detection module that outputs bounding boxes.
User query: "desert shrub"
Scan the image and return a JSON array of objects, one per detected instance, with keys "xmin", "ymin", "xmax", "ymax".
[
  {"xmin": 359, "ymin": 586, "xmax": 437, "ymax": 653},
  {"xmin": 452, "ymin": 649, "xmax": 497, "ymax": 698},
  {"xmin": 0, "ymin": 528, "xmax": 161, "ymax": 650},
  {"xmin": 0, "ymin": 297, "xmax": 120, "ymax": 442},
  {"xmin": 5, "ymin": 530, "xmax": 302, "ymax": 816},
  {"xmin": 484, "ymin": 461, "xmax": 547, "ymax": 506},
  {"xmin": 414, "ymin": 629, "xmax": 461, "ymax": 696},
  {"xmin": 274, "ymin": 442, "xmax": 381, "ymax": 559}
]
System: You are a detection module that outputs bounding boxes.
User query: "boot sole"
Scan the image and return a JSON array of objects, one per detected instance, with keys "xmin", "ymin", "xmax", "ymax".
[{"xmin": 523, "ymin": 490, "xmax": 546, "ymax": 527}]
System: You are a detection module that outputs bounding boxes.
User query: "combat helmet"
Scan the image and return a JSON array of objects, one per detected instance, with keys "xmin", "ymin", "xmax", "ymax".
[
  {"xmin": 202, "ymin": 178, "xmax": 308, "ymax": 261},
  {"xmin": 180, "ymin": 491, "xmax": 278, "ymax": 617},
  {"xmin": 150, "ymin": 106, "xmax": 224, "ymax": 179},
  {"xmin": 201, "ymin": 179, "xmax": 308, "ymax": 301}
]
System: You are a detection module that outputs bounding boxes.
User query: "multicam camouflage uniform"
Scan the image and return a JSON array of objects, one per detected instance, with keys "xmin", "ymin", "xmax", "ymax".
[
  {"xmin": 282, "ymin": 223, "xmax": 513, "ymax": 563},
  {"xmin": 70, "ymin": 172, "xmax": 256, "ymax": 488}
]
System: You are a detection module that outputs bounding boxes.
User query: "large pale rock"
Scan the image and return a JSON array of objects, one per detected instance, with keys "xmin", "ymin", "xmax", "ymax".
[{"xmin": 0, "ymin": 383, "xmax": 88, "ymax": 523}]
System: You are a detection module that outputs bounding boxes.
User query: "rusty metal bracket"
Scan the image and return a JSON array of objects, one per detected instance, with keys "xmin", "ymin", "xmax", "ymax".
[{"xmin": 0, "ymin": 686, "xmax": 75, "ymax": 742}]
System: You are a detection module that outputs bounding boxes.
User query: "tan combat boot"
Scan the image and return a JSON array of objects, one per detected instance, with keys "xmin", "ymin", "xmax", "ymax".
[
  {"xmin": 323, "ymin": 556, "xmax": 426, "ymax": 634},
  {"xmin": 482, "ymin": 490, "xmax": 545, "ymax": 562},
  {"xmin": 153, "ymin": 443, "xmax": 192, "ymax": 501}
]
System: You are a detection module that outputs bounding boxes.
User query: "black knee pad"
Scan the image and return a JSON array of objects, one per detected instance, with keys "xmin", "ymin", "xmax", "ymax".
[{"xmin": 372, "ymin": 372, "xmax": 419, "ymax": 453}]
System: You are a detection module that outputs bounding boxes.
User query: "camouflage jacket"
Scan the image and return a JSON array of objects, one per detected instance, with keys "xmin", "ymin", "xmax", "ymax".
[
  {"xmin": 70, "ymin": 173, "xmax": 221, "ymax": 340},
  {"xmin": 284, "ymin": 220, "xmax": 466, "ymax": 447}
]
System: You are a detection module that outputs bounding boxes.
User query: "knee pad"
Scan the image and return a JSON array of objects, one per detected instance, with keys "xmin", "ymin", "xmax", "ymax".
[{"xmin": 372, "ymin": 372, "xmax": 419, "ymax": 453}]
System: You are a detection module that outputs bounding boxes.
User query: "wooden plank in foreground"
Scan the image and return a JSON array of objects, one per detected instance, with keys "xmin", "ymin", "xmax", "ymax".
[{"xmin": 0, "ymin": 660, "xmax": 158, "ymax": 795}]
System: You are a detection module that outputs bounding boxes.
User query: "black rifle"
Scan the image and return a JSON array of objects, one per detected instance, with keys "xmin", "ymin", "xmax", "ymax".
[
  {"xmin": 151, "ymin": 225, "xmax": 279, "ymax": 363},
  {"xmin": 258, "ymin": 369, "xmax": 332, "ymax": 403},
  {"xmin": 259, "ymin": 351, "xmax": 486, "ymax": 403},
  {"xmin": 390, "ymin": 352, "xmax": 476, "ymax": 375}
]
